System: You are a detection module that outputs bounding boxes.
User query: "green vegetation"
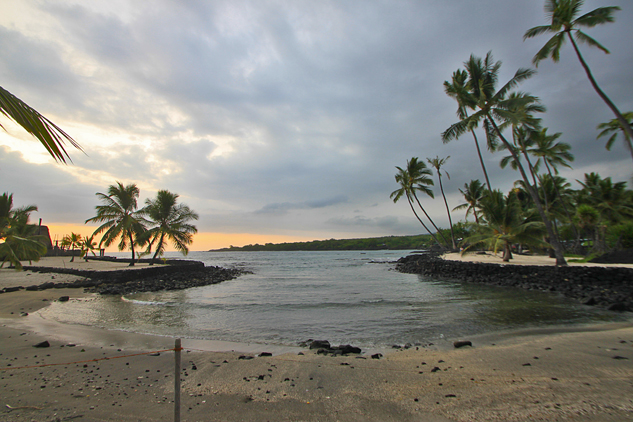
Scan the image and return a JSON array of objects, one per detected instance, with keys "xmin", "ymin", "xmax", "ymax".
[
  {"xmin": 0, "ymin": 193, "xmax": 47, "ymax": 269},
  {"xmin": 212, "ymin": 234, "xmax": 435, "ymax": 252}
]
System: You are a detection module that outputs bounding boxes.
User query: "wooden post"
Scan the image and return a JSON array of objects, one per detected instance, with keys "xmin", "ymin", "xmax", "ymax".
[{"xmin": 174, "ymin": 338, "xmax": 181, "ymax": 422}]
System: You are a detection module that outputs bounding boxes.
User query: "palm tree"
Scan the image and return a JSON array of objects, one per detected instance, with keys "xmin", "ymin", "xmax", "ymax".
[
  {"xmin": 141, "ymin": 190, "xmax": 199, "ymax": 265},
  {"xmin": 577, "ymin": 173, "xmax": 633, "ymax": 225},
  {"xmin": 527, "ymin": 127, "xmax": 580, "ymax": 248},
  {"xmin": 443, "ymin": 53, "xmax": 568, "ymax": 265},
  {"xmin": 0, "ymin": 193, "xmax": 47, "ymax": 269},
  {"xmin": 462, "ymin": 190, "xmax": 548, "ymax": 262},
  {"xmin": 427, "ymin": 156, "xmax": 457, "ymax": 249},
  {"xmin": 390, "ymin": 158, "xmax": 443, "ymax": 247},
  {"xmin": 86, "ymin": 182, "xmax": 147, "ymax": 266},
  {"xmin": 443, "ymin": 69, "xmax": 492, "ymax": 190},
  {"xmin": 80, "ymin": 235, "xmax": 98, "ymax": 262},
  {"xmin": 61, "ymin": 232, "xmax": 82, "ymax": 262},
  {"xmin": 524, "ymin": 1, "xmax": 633, "ymax": 145},
  {"xmin": 597, "ymin": 112, "xmax": 633, "ymax": 162},
  {"xmin": 0, "ymin": 86, "xmax": 82, "ymax": 163},
  {"xmin": 453, "ymin": 179, "xmax": 486, "ymax": 224}
]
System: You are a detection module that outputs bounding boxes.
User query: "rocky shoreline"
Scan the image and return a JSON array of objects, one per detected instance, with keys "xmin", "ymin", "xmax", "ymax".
[
  {"xmin": 396, "ymin": 253, "xmax": 633, "ymax": 312},
  {"xmin": 0, "ymin": 259, "xmax": 250, "ymax": 296}
]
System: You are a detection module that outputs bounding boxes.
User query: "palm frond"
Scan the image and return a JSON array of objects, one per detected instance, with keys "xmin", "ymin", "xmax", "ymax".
[{"xmin": 0, "ymin": 86, "xmax": 83, "ymax": 163}]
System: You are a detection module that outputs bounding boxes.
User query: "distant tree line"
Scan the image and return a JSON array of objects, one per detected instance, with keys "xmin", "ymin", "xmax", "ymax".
[{"xmin": 212, "ymin": 234, "xmax": 436, "ymax": 252}]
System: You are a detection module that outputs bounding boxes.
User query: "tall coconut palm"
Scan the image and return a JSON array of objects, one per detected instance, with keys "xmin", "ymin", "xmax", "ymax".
[
  {"xmin": 524, "ymin": 1, "xmax": 633, "ymax": 146},
  {"xmin": 390, "ymin": 158, "xmax": 444, "ymax": 247},
  {"xmin": 0, "ymin": 193, "xmax": 47, "ymax": 269},
  {"xmin": 443, "ymin": 69, "xmax": 492, "ymax": 190},
  {"xmin": 597, "ymin": 111, "xmax": 633, "ymax": 162},
  {"xmin": 453, "ymin": 179, "xmax": 486, "ymax": 224},
  {"xmin": 86, "ymin": 182, "xmax": 147, "ymax": 266},
  {"xmin": 427, "ymin": 156, "xmax": 457, "ymax": 249},
  {"xmin": 0, "ymin": 86, "xmax": 82, "ymax": 163},
  {"xmin": 443, "ymin": 52, "xmax": 568, "ymax": 265},
  {"xmin": 141, "ymin": 190, "xmax": 199, "ymax": 265},
  {"xmin": 462, "ymin": 190, "xmax": 548, "ymax": 262}
]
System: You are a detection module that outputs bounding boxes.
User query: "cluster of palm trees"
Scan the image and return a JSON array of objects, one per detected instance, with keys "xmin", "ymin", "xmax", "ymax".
[
  {"xmin": 392, "ymin": 1, "xmax": 633, "ymax": 265},
  {"xmin": 85, "ymin": 182, "xmax": 199, "ymax": 266},
  {"xmin": 0, "ymin": 184, "xmax": 199, "ymax": 269}
]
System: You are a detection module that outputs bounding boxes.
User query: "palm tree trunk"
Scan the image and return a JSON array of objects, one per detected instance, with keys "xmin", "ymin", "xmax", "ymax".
[
  {"xmin": 406, "ymin": 195, "xmax": 442, "ymax": 247},
  {"xmin": 502, "ymin": 242, "xmax": 513, "ymax": 262},
  {"xmin": 470, "ymin": 128, "xmax": 492, "ymax": 190},
  {"xmin": 568, "ymin": 33, "xmax": 633, "ymax": 152},
  {"xmin": 150, "ymin": 233, "xmax": 165, "ymax": 265},
  {"xmin": 412, "ymin": 193, "xmax": 451, "ymax": 247},
  {"xmin": 438, "ymin": 174, "xmax": 457, "ymax": 249},
  {"xmin": 128, "ymin": 231, "xmax": 135, "ymax": 266},
  {"xmin": 543, "ymin": 161, "xmax": 581, "ymax": 252},
  {"xmin": 488, "ymin": 116, "xmax": 567, "ymax": 266}
]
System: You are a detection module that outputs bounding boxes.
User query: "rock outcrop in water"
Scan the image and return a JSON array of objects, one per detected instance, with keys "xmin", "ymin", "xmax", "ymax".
[{"xmin": 396, "ymin": 253, "xmax": 633, "ymax": 312}]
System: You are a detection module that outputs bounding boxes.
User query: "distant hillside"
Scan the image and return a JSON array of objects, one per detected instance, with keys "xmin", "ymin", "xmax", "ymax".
[{"xmin": 210, "ymin": 234, "xmax": 433, "ymax": 252}]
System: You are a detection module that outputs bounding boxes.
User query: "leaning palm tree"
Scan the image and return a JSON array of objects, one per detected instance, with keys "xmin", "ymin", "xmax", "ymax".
[
  {"xmin": 427, "ymin": 156, "xmax": 457, "ymax": 249},
  {"xmin": 0, "ymin": 86, "xmax": 82, "ymax": 163},
  {"xmin": 390, "ymin": 158, "xmax": 443, "ymax": 247},
  {"xmin": 443, "ymin": 52, "xmax": 568, "ymax": 265},
  {"xmin": 443, "ymin": 69, "xmax": 492, "ymax": 190},
  {"xmin": 141, "ymin": 190, "xmax": 199, "ymax": 265},
  {"xmin": 86, "ymin": 182, "xmax": 147, "ymax": 266},
  {"xmin": 453, "ymin": 179, "xmax": 486, "ymax": 224},
  {"xmin": 524, "ymin": 1, "xmax": 632, "ymax": 145},
  {"xmin": 597, "ymin": 111, "xmax": 633, "ymax": 162}
]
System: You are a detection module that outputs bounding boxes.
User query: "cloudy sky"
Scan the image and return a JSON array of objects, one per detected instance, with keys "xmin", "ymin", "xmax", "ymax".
[{"xmin": 1, "ymin": 0, "xmax": 632, "ymax": 251}]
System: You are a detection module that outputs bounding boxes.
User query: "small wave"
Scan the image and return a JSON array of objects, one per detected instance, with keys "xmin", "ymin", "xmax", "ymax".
[{"xmin": 121, "ymin": 296, "xmax": 176, "ymax": 306}]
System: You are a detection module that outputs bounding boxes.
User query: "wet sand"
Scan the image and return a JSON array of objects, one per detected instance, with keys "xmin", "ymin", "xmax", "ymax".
[{"xmin": 1, "ymin": 257, "xmax": 633, "ymax": 421}]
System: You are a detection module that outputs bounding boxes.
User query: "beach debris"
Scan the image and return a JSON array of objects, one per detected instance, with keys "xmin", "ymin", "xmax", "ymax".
[
  {"xmin": 5, "ymin": 404, "xmax": 43, "ymax": 410},
  {"xmin": 148, "ymin": 352, "xmax": 160, "ymax": 356},
  {"xmin": 453, "ymin": 340, "xmax": 472, "ymax": 348},
  {"xmin": 33, "ymin": 341, "xmax": 50, "ymax": 348}
]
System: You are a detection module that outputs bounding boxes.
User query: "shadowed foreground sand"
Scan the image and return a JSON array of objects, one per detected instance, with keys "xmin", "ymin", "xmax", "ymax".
[{"xmin": 1, "ymin": 257, "xmax": 632, "ymax": 421}]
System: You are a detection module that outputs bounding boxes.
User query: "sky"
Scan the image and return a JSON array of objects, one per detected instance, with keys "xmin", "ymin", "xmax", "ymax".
[{"xmin": 1, "ymin": 0, "xmax": 632, "ymax": 252}]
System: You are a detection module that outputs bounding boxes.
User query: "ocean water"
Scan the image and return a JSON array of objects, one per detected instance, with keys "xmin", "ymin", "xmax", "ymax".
[{"xmin": 40, "ymin": 250, "xmax": 628, "ymax": 349}]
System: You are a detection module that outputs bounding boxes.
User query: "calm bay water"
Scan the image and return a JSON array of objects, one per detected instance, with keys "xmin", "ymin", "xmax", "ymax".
[{"xmin": 40, "ymin": 250, "xmax": 627, "ymax": 348}]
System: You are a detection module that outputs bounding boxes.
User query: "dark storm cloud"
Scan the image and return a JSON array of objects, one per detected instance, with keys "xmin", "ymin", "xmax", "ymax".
[{"xmin": 255, "ymin": 195, "xmax": 348, "ymax": 214}]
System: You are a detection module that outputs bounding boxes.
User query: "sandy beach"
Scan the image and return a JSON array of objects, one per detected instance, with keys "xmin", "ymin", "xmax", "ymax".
[{"xmin": 1, "ymin": 256, "xmax": 632, "ymax": 421}]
